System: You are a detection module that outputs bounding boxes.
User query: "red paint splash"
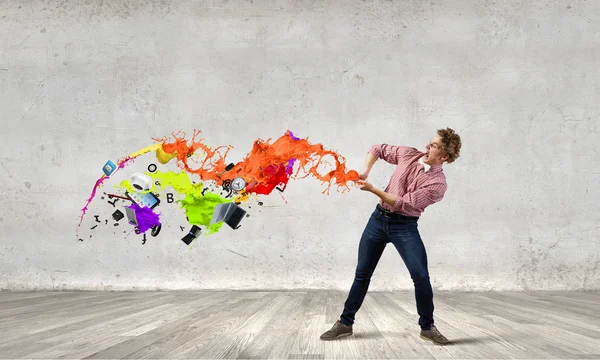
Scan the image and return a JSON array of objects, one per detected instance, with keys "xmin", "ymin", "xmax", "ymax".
[
  {"xmin": 153, "ymin": 130, "xmax": 359, "ymax": 194},
  {"xmin": 245, "ymin": 161, "xmax": 294, "ymax": 195}
]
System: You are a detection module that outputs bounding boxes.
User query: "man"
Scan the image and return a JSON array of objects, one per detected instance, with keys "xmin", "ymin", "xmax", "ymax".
[{"xmin": 320, "ymin": 128, "xmax": 462, "ymax": 345}]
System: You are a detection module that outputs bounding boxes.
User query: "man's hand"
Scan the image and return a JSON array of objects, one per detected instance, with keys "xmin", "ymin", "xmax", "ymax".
[
  {"xmin": 358, "ymin": 170, "xmax": 369, "ymax": 181},
  {"xmin": 356, "ymin": 180, "xmax": 375, "ymax": 192}
]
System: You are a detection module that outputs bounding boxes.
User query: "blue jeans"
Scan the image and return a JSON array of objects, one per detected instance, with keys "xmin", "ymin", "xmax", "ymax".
[{"xmin": 340, "ymin": 205, "xmax": 435, "ymax": 330}]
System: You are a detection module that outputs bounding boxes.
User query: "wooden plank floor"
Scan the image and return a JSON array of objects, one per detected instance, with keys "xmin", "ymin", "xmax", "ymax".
[{"xmin": 0, "ymin": 291, "xmax": 599, "ymax": 359}]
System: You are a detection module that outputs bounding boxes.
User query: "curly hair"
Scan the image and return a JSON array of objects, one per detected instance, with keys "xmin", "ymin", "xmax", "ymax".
[{"xmin": 437, "ymin": 128, "xmax": 462, "ymax": 164}]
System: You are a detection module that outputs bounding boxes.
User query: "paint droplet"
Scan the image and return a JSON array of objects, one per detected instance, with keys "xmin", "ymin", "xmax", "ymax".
[
  {"xmin": 39, "ymin": 145, "xmax": 45, "ymax": 151},
  {"xmin": 25, "ymin": 182, "xmax": 31, "ymax": 189},
  {"xmin": 40, "ymin": 28, "xmax": 46, "ymax": 33}
]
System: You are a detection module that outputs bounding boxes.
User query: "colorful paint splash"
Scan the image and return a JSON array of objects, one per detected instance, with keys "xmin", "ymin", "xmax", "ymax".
[
  {"xmin": 152, "ymin": 130, "xmax": 359, "ymax": 193},
  {"xmin": 76, "ymin": 144, "xmax": 161, "ymax": 239},
  {"xmin": 127, "ymin": 202, "xmax": 161, "ymax": 233},
  {"xmin": 143, "ymin": 170, "xmax": 229, "ymax": 234},
  {"xmin": 77, "ymin": 130, "xmax": 359, "ymax": 242}
]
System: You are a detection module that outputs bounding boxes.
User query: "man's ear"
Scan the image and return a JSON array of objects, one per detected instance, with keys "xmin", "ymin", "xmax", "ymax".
[{"xmin": 441, "ymin": 153, "xmax": 449, "ymax": 162}]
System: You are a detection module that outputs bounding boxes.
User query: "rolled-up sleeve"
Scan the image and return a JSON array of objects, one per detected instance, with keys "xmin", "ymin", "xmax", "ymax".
[
  {"xmin": 369, "ymin": 144, "xmax": 411, "ymax": 165},
  {"xmin": 393, "ymin": 182, "xmax": 447, "ymax": 213}
]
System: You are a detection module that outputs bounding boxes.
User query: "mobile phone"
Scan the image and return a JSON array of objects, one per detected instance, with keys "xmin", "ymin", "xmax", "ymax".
[{"xmin": 127, "ymin": 191, "xmax": 161, "ymax": 209}]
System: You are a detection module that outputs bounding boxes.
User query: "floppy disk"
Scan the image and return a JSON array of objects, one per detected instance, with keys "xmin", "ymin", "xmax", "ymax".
[{"xmin": 112, "ymin": 209, "xmax": 124, "ymax": 221}]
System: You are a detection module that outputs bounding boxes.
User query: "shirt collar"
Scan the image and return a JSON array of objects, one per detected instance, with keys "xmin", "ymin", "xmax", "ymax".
[
  {"xmin": 418, "ymin": 156, "xmax": 431, "ymax": 172},
  {"xmin": 419, "ymin": 156, "xmax": 444, "ymax": 173}
]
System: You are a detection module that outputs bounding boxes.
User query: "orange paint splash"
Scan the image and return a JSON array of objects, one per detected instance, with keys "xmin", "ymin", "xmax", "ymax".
[
  {"xmin": 152, "ymin": 130, "xmax": 232, "ymax": 183},
  {"xmin": 235, "ymin": 131, "xmax": 359, "ymax": 194},
  {"xmin": 153, "ymin": 130, "xmax": 359, "ymax": 195}
]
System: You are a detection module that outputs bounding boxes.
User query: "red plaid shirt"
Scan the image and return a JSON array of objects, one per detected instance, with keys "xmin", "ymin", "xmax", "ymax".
[{"xmin": 368, "ymin": 144, "xmax": 447, "ymax": 217}]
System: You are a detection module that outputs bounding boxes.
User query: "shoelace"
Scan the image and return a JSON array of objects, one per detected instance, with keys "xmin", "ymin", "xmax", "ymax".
[
  {"xmin": 334, "ymin": 321, "xmax": 347, "ymax": 329},
  {"xmin": 429, "ymin": 326, "xmax": 442, "ymax": 337}
]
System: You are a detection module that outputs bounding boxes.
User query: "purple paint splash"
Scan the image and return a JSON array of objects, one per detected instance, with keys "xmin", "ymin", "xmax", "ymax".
[
  {"xmin": 286, "ymin": 158, "xmax": 296, "ymax": 173},
  {"xmin": 286, "ymin": 131, "xmax": 298, "ymax": 173},
  {"xmin": 288, "ymin": 131, "xmax": 300, "ymax": 141},
  {"xmin": 128, "ymin": 202, "xmax": 161, "ymax": 233}
]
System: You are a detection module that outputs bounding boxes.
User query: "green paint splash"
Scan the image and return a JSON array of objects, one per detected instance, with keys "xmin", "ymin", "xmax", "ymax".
[{"xmin": 118, "ymin": 170, "xmax": 230, "ymax": 234}]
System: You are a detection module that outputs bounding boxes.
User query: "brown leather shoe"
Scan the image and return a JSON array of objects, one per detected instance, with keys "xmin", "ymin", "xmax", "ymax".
[
  {"xmin": 420, "ymin": 325, "xmax": 450, "ymax": 345},
  {"xmin": 320, "ymin": 320, "xmax": 353, "ymax": 340}
]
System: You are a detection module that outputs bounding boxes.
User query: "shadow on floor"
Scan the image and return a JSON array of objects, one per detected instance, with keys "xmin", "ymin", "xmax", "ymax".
[
  {"xmin": 444, "ymin": 337, "xmax": 488, "ymax": 345},
  {"xmin": 353, "ymin": 332, "xmax": 490, "ymax": 345},
  {"xmin": 352, "ymin": 332, "xmax": 393, "ymax": 339}
]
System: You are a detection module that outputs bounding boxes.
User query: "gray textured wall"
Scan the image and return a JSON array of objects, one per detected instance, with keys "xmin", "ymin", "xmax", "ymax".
[{"xmin": 1, "ymin": 0, "xmax": 599, "ymax": 291}]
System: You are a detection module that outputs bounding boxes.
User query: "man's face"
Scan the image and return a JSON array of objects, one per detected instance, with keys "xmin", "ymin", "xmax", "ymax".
[{"xmin": 424, "ymin": 134, "xmax": 448, "ymax": 165}]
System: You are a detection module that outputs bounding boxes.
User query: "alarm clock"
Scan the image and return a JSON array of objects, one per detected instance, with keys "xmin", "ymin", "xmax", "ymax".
[{"xmin": 231, "ymin": 177, "xmax": 246, "ymax": 192}]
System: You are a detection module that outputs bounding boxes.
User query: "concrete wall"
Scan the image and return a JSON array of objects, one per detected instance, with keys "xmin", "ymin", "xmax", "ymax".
[{"xmin": 1, "ymin": 0, "xmax": 599, "ymax": 291}]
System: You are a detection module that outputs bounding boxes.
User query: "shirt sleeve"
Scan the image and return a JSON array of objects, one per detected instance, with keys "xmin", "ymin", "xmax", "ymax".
[
  {"xmin": 392, "ymin": 181, "xmax": 447, "ymax": 213},
  {"xmin": 368, "ymin": 144, "xmax": 412, "ymax": 165}
]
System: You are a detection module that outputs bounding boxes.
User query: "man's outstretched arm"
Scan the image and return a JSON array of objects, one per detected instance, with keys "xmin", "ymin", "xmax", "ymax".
[
  {"xmin": 362, "ymin": 144, "xmax": 410, "ymax": 179},
  {"xmin": 368, "ymin": 144, "xmax": 411, "ymax": 166},
  {"xmin": 360, "ymin": 152, "xmax": 377, "ymax": 180}
]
